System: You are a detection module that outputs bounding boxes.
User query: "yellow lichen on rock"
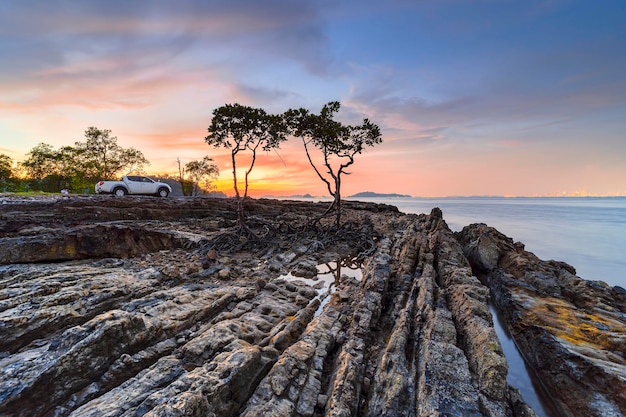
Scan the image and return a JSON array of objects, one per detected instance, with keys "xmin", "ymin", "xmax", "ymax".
[{"xmin": 523, "ymin": 295, "xmax": 625, "ymax": 355}]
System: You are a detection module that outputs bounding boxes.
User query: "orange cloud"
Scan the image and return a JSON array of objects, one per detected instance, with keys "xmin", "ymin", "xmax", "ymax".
[{"xmin": 1, "ymin": 66, "xmax": 219, "ymax": 113}]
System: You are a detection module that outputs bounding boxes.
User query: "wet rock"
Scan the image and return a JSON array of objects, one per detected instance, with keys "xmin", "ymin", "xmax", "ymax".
[{"xmin": 457, "ymin": 223, "xmax": 626, "ymax": 417}]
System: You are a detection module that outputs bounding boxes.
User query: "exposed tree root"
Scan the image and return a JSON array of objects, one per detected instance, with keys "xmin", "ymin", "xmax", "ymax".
[{"xmin": 199, "ymin": 213, "xmax": 380, "ymax": 261}]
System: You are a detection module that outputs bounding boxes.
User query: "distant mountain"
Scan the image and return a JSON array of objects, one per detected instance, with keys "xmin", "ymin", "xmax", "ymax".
[
  {"xmin": 349, "ymin": 191, "xmax": 413, "ymax": 198},
  {"xmin": 261, "ymin": 193, "xmax": 319, "ymax": 199}
]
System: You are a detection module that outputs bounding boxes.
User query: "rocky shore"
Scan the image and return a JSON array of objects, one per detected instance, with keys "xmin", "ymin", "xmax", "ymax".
[{"xmin": 0, "ymin": 196, "xmax": 624, "ymax": 417}]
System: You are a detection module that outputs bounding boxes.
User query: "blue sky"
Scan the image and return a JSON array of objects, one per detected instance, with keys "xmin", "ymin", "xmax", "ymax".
[{"xmin": 1, "ymin": 0, "xmax": 625, "ymax": 196}]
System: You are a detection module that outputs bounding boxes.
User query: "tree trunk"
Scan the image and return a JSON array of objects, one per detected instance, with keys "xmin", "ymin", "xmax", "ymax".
[
  {"xmin": 335, "ymin": 176, "xmax": 341, "ymax": 228},
  {"xmin": 236, "ymin": 197, "xmax": 246, "ymax": 229},
  {"xmin": 176, "ymin": 158, "xmax": 186, "ymax": 196}
]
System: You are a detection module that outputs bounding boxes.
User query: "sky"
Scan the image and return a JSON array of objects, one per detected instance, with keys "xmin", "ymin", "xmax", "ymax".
[{"xmin": 1, "ymin": 0, "xmax": 625, "ymax": 197}]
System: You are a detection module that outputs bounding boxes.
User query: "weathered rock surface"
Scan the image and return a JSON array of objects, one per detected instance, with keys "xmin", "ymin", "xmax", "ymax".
[
  {"xmin": 0, "ymin": 195, "xmax": 623, "ymax": 417},
  {"xmin": 457, "ymin": 223, "xmax": 626, "ymax": 417}
]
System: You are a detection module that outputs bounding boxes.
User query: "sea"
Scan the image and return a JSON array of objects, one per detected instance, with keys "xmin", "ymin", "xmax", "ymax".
[
  {"xmin": 298, "ymin": 195, "xmax": 626, "ymax": 417},
  {"xmin": 347, "ymin": 196, "xmax": 626, "ymax": 289}
]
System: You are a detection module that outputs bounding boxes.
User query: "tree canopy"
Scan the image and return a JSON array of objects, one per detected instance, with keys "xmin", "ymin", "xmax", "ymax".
[
  {"xmin": 19, "ymin": 127, "xmax": 149, "ymax": 192},
  {"xmin": 185, "ymin": 156, "xmax": 219, "ymax": 196},
  {"xmin": 285, "ymin": 101, "xmax": 382, "ymax": 227},
  {"xmin": 75, "ymin": 127, "xmax": 149, "ymax": 180},
  {"xmin": 0, "ymin": 154, "xmax": 13, "ymax": 181},
  {"xmin": 20, "ymin": 143, "xmax": 59, "ymax": 180},
  {"xmin": 205, "ymin": 103, "xmax": 288, "ymax": 224}
]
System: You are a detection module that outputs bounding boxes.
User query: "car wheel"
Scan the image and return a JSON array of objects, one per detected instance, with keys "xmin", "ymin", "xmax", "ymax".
[
  {"xmin": 113, "ymin": 187, "xmax": 127, "ymax": 197},
  {"xmin": 158, "ymin": 188, "xmax": 169, "ymax": 198}
]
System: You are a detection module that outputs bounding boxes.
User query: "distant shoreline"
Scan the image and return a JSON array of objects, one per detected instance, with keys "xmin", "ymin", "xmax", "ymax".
[{"xmin": 260, "ymin": 194, "xmax": 626, "ymax": 200}]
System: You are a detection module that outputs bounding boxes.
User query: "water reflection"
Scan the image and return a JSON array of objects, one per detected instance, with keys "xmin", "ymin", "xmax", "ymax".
[
  {"xmin": 281, "ymin": 258, "xmax": 362, "ymax": 317},
  {"xmin": 490, "ymin": 303, "xmax": 560, "ymax": 417}
]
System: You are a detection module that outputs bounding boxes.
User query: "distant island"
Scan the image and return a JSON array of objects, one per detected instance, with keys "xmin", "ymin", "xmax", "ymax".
[
  {"xmin": 261, "ymin": 193, "xmax": 319, "ymax": 199},
  {"xmin": 349, "ymin": 191, "xmax": 413, "ymax": 198}
]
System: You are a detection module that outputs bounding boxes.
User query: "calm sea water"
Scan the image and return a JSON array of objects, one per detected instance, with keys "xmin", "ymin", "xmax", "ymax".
[{"xmin": 349, "ymin": 196, "xmax": 626, "ymax": 288}]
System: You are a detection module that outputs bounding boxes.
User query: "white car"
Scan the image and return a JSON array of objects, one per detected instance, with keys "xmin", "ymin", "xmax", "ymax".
[{"xmin": 95, "ymin": 175, "xmax": 171, "ymax": 197}]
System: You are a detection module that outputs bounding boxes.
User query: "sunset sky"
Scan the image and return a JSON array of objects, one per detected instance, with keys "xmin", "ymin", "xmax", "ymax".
[{"xmin": 1, "ymin": 0, "xmax": 625, "ymax": 197}]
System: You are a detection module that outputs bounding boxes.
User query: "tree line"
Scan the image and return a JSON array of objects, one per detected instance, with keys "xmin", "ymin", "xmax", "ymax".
[{"xmin": 0, "ymin": 127, "xmax": 219, "ymax": 196}]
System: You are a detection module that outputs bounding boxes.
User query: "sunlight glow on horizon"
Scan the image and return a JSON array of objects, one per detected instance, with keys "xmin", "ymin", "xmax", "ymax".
[{"xmin": 1, "ymin": 1, "xmax": 625, "ymax": 198}]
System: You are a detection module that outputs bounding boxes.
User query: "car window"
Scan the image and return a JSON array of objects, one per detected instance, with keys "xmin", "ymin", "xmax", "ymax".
[{"xmin": 127, "ymin": 176, "xmax": 139, "ymax": 182}]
